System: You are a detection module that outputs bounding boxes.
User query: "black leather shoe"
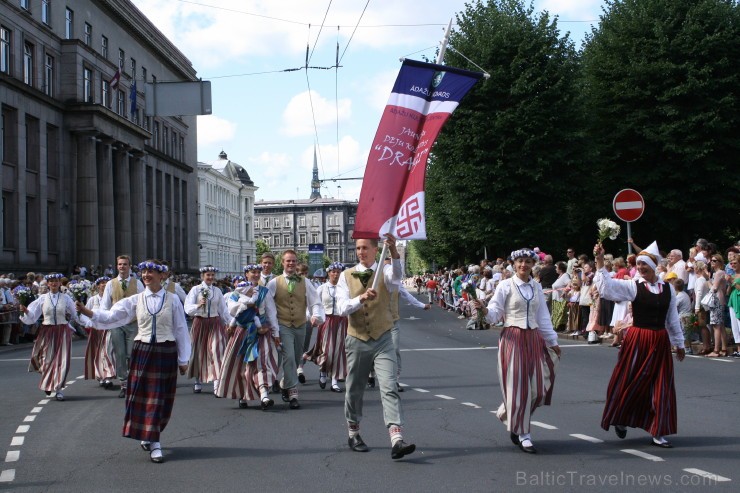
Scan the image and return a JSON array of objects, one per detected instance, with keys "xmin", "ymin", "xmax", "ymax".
[
  {"xmin": 348, "ymin": 435, "xmax": 369, "ymax": 452},
  {"xmin": 289, "ymin": 398, "xmax": 301, "ymax": 409},
  {"xmin": 238, "ymin": 400, "xmax": 249, "ymax": 409},
  {"xmin": 615, "ymin": 426, "xmax": 627, "ymax": 439},
  {"xmin": 651, "ymin": 438, "xmax": 673, "ymax": 448},
  {"xmin": 281, "ymin": 389, "xmax": 290, "ymax": 402},
  {"xmin": 519, "ymin": 441, "xmax": 537, "ymax": 454},
  {"xmin": 397, "ymin": 384, "xmax": 404, "ymax": 392},
  {"xmin": 261, "ymin": 398, "xmax": 274, "ymax": 410},
  {"xmin": 331, "ymin": 384, "xmax": 344, "ymax": 393},
  {"xmin": 367, "ymin": 376, "xmax": 375, "ymax": 388},
  {"xmin": 118, "ymin": 388, "xmax": 126, "ymax": 398},
  {"xmin": 271, "ymin": 381, "xmax": 281, "ymax": 394},
  {"xmin": 298, "ymin": 373, "xmax": 306, "ymax": 384},
  {"xmin": 510, "ymin": 433, "xmax": 520, "ymax": 446},
  {"xmin": 319, "ymin": 379, "xmax": 327, "ymax": 389},
  {"xmin": 140, "ymin": 441, "xmax": 151, "ymax": 452},
  {"xmin": 391, "ymin": 440, "xmax": 416, "ymax": 459}
]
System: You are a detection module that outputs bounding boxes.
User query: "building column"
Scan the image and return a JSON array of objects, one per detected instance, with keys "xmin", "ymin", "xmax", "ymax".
[
  {"xmin": 97, "ymin": 139, "xmax": 116, "ymax": 265},
  {"xmin": 113, "ymin": 146, "xmax": 132, "ymax": 257},
  {"xmin": 129, "ymin": 152, "xmax": 146, "ymax": 261},
  {"xmin": 75, "ymin": 133, "xmax": 99, "ymax": 266}
]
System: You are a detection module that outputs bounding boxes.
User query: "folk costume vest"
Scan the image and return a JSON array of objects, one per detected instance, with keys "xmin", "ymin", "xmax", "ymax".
[
  {"xmin": 632, "ymin": 282, "xmax": 671, "ymax": 330},
  {"xmin": 504, "ymin": 278, "xmax": 541, "ymax": 329},
  {"xmin": 275, "ymin": 276, "xmax": 307, "ymax": 328},
  {"xmin": 110, "ymin": 276, "xmax": 138, "ymax": 303},
  {"xmin": 42, "ymin": 293, "xmax": 68, "ymax": 326},
  {"xmin": 389, "ymin": 290, "xmax": 400, "ymax": 322},
  {"xmin": 344, "ymin": 266, "xmax": 393, "ymax": 341},
  {"xmin": 135, "ymin": 291, "xmax": 175, "ymax": 343}
]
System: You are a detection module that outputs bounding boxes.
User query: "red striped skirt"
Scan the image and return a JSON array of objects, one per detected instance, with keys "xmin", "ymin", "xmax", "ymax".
[
  {"xmin": 28, "ymin": 324, "xmax": 71, "ymax": 392},
  {"xmin": 187, "ymin": 316, "xmax": 226, "ymax": 382},
  {"xmin": 497, "ymin": 326, "xmax": 559, "ymax": 435},
  {"xmin": 216, "ymin": 326, "xmax": 248, "ymax": 399},
  {"xmin": 601, "ymin": 326, "xmax": 677, "ymax": 436},
  {"xmin": 123, "ymin": 341, "xmax": 178, "ymax": 442},
  {"xmin": 303, "ymin": 314, "xmax": 348, "ymax": 380},
  {"xmin": 84, "ymin": 329, "xmax": 116, "ymax": 380},
  {"xmin": 245, "ymin": 332, "xmax": 279, "ymax": 400}
]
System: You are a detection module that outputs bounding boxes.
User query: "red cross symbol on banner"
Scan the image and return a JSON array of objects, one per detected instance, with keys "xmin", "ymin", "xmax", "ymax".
[{"xmin": 395, "ymin": 197, "xmax": 423, "ymax": 238}]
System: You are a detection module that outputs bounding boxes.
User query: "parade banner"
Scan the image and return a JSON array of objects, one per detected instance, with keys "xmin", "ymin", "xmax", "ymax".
[{"xmin": 353, "ymin": 59, "xmax": 483, "ymax": 240}]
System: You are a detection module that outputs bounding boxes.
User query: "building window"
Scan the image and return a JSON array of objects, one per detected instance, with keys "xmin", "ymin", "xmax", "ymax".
[
  {"xmin": 41, "ymin": 0, "xmax": 50, "ymax": 25},
  {"xmin": 171, "ymin": 131, "xmax": 176, "ymax": 159},
  {"xmin": 311, "ymin": 233, "xmax": 319, "ymax": 244},
  {"xmin": 273, "ymin": 218, "xmax": 279, "ymax": 228},
  {"xmin": 23, "ymin": 42, "xmax": 33, "ymax": 86},
  {"xmin": 142, "ymin": 66, "xmax": 147, "ymax": 82},
  {"xmin": 130, "ymin": 58, "xmax": 136, "ymax": 80},
  {"xmin": 46, "ymin": 124, "xmax": 59, "ymax": 177},
  {"xmin": 273, "ymin": 235, "xmax": 280, "ymax": 246},
  {"xmin": 101, "ymin": 35, "xmax": 108, "ymax": 59},
  {"xmin": 163, "ymin": 126, "xmax": 169, "ymax": 154},
  {"xmin": 179, "ymin": 136, "xmax": 184, "ymax": 161},
  {"xmin": 312, "ymin": 216, "xmax": 318, "ymax": 227},
  {"xmin": 153, "ymin": 121, "xmax": 159, "ymax": 148},
  {"xmin": 65, "ymin": 8, "xmax": 73, "ymax": 39},
  {"xmin": 117, "ymin": 89, "xmax": 125, "ymax": 115},
  {"xmin": 283, "ymin": 234, "xmax": 290, "ymax": 245},
  {"xmin": 2, "ymin": 191, "xmax": 17, "ymax": 250},
  {"xmin": 144, "ymin": 116, "xmax": 150, "ymax": 130},
  {"xmin": 299, "ymin": 233, "xmax": 306, "ymax": 245},
  {"xmin": 25, "ymin": 115, "xmax": 40, "ymax": 172},
  {"xmin": 43, "ymin": 54, "xmax": 53, "ymax": 96},
  {"xmin": 284, "ymin": 217, "xmax": 291, "ymax": 228},
  {"xmin": 1, "ymin": 105, "xmax": 19, "ymax": 165},
  {"xmin": 349, "ymin": 216, "xmax": 355, "ymax": 224},
  {"xmin": 102, "ymin": 79, "xmax": 109, "ymax": 108},
  {"xmin": 263, "ymin": 218, "xmax": 268, "ymax": 228},
  {"xmin": 118, "ymin": 48, "xmax": 124, "ymax": 70},
  {"xmin": 299, "ymin": 216, "xmax": 306, "ymax": 227},
  {"xmin": 83, "ymin": 66, "xmax": 92, "ymax": 102},
  {"xmin": 83, "ymin": 23, "xmax": 92, "ymax": 46},
  {"xmin": 0, "ymin": 27, "xmax": 9, "ymax": 75},
  {"xmin": 254, "ymin": 220, "xmax": 260, "ymax": 230},
  {"xmin": 20, "ymin": 0, "xmax": 29, "ymax": 11}
]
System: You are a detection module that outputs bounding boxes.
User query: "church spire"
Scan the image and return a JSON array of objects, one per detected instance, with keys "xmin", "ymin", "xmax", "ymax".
[{"xmin": 310, "ymin": 146, "xmax": 321, "ymax": 199}]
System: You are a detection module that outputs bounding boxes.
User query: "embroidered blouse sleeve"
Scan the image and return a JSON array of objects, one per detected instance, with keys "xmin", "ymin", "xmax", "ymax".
[
  {"xmin": 170, "ymin": 295, "xmax": 192, "ymax": 365},
  {"xmin": 92, "ymin": 296, "xmax": 137, "ymax": 326},
  {"xmin": 183, "ymin": 285, "xmax": 201, "ymax": 316},
  {"xmin": 594, "ymin": 267, "xmax": 637, "ymax": 302},
  {"xmin": 665, "ymin": 285, "xmax": 685, "ymax": 347},
  {"xmin": 19, "ymin": 294, "xmax": 45, "ymax": 325},
  {"xmin": 335, "ymin": 273, "xmax": 362, "ymax": 317},
  {"xmin": 534, "ymin": 283, "xmax": 558, "ymax": 346},
  {"xmin": 483, "ymin": 280, "xmax": 509, "ymax": 324}
]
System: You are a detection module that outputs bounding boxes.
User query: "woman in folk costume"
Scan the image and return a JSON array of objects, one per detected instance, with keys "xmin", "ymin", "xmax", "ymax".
[
  {"xmin": 304, "ymin": 262, "xmax": 349, "ymax": 392},
  {"xmin": 216, "ymin": 274, "xmax": 251, "ymax": 407},
  {"xmin": 593, "ymin": 242, "xmax": 685, "ymax": 448},
  {"xmin": 19, "ymin": 273, "xmax": 81, "ymax": 401},
  {"xmin": 223, "ymin": 264, "xmax": 280, "ymax": 410},
  {"xmin": 473, "ymin": 249, "xmax": 561, "ymax": 454},
  {"xmin": 77, "ymin": 260, "xmax": 191, "ymax": 464},
  {"xmin": 81, "ymin": 277, "xmax": 116, "ymax": 388},
  {"xmin": 184, "ymin": 266, "xmax": 230, "ymax": 395}
]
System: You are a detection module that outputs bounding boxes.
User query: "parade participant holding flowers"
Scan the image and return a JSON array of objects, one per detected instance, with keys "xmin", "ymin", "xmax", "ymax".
[
  {"xmin": 80, "ymin": 277, "xmax": 116, "ymax": 388},
  {"xmin": 19, "ymin": 273, "xmax": 80, "ymax": 401},
  {"xmin": 76, "ymin": 260, "xmax": 191, "ymax": 464},
  {"xmin": 593, "ymin": 242, "xmax": 685, "ymax": 448},
  {"xmin": 184, "ymin": 266, "xmax": 231, "ymax": 394},
  {"xmin": 473, "ymin": 249, "xmax": 560, "ymax": 454}
]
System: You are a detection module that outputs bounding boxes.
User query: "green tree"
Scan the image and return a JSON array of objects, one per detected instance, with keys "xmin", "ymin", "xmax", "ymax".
[
  {"xmin": 256, "ymin": 238, "xmax": 271, "ymax": 257},
  {"xmin": 405, "ymin": 240, "xmax": 431, "ymax": 275},
  {"xmin": 581, "ymin": 0, "xmax": 740, "ymax": 249},
  {"xmin": 424, "ymin": 0, "xmax": 587, "ymax": 266}
]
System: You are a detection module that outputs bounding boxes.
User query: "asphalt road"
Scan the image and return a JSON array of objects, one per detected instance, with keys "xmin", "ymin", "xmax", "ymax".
[{"xmin": 0, "ymin": 295, "xmax": 737, "ymax": 492}]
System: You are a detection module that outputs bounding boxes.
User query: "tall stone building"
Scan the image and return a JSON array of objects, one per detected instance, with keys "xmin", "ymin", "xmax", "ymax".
[
  {"xmin": 1, "ymin": 0, "xmax": 199, "ymax": 274},
  {"xmin": 197, "ymin": 151, "xmax": 257, "ymax": 276},
  {"xmin": 254, "ymin": 153, "xmax": 358, "ymax": 263}
]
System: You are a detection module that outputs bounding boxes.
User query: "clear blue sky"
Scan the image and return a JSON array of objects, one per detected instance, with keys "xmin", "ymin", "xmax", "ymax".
[{"xmin": 132, "ymin": 0, "xmax": 604, "ymax": 201}]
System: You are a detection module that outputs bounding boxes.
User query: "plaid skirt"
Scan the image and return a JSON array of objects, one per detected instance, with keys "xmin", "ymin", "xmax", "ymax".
[
  {"xmin": 28, "ymin": 324, "xmax": 71, "ymax": 392},
  {"xmin": 187, "ymin": 316, "xmax": 226, "ymax": 383},
  {"xmin": 123, "ymin": 340, "xmax": 178, "ymax": 442}
]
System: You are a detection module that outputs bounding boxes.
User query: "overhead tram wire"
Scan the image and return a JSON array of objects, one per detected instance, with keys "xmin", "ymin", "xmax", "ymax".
[
  {"xmin": 338, "ymin": 0, "xmax": 371, "ymax": 64},
  {"xmin": 308, "ymin": 1, "xmax": 333, "ymax": 66},
  {"xmin": 304, "ymin": 26, "xmax": 326, "ymax": 182},
  {"xmin": 335, "ymin": 26, "xmax": 340, "ymax": 177}
]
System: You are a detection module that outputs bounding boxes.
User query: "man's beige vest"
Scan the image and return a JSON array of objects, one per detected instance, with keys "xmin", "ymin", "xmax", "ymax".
[
  {"xmin": 389, "ymin": 290, "xmax": 400, "ymax": 322},
  {"xmin": 274, "ymin": 276, "xmax": 307, "ymax": 328},
  {"xmin": 110, "ymin": 276, "xmax": 139, "ymax": 303},
  {"xmin": 344, "ymin": 267, "xmax": 393, "ymax": 341}
]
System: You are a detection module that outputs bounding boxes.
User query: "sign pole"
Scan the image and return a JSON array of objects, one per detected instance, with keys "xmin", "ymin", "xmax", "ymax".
[{"xmin": 626, "ymin": 222, "xmax": 632, "ymax": 254}]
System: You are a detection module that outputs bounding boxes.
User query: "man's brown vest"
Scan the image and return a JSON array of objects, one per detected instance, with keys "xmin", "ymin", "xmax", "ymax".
[
  {"xmin": 274, "ymin": 276, "xmax": 307, "ymax": 328},
  {"xmin": 344, "ymin": 267, "xmax": 393, "ymax": 341}
]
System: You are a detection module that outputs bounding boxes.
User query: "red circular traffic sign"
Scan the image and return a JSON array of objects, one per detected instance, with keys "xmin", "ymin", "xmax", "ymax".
[{"xmin": 613, "ymin": 189, "xmax": 645, "ymax": 222}]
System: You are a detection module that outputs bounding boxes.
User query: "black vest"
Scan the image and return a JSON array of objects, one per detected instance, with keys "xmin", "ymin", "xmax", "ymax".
[{"xmin": 631, "ymin": 282, "xmax": 671, "ymax": 330}]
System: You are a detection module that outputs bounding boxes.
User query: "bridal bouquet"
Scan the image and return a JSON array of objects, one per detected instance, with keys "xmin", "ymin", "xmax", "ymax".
[{"xmin": 597, "ymin": 218, "xmax": 621, "ymax": 243}]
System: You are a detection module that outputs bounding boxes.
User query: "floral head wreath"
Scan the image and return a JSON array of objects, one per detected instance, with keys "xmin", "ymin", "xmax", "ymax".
[
  {"xmin": 326, "ymin": 262, "xmax": 346, "ymax": 272},
  {"xmin": 199, "ymin": 266, "xmax": 219, "ymax": 273},
  {"xmin": 509, "ymin": 249, "xmax": 538, "ymax": 261},
  {"xmin": 243, "ymin": 264, "xmax": 262, "ymax": 272},
  {"xmin": 95, "ymin": 276, "xmax": 111, "ymax": 285},
  {"xmin": 236, "ymin": 281, "xmax": 252, "ymax": 288},
  {"xmin": 233, "ymin": 275, "xmax": 245, "ymax": 283},
  {"xmin": 44, "ymin": 273, "xmax": 64, "ymax": 280},
  {"xmin": 137, "ymin": 261, "xmax": 168, "ymax": 273}
]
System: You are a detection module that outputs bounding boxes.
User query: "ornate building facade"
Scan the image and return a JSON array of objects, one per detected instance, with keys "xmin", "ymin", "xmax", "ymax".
[
  {"xmin": 197, "ymin": 151, "xmax": 257, "ymax": 276},
  {"xmin": 1, "ymin": 0, "xmax": 200, "ymax": 274}
]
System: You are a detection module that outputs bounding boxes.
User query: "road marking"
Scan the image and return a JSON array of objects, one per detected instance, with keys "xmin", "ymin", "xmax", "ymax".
[
  {"xmin": 38, "ymin": 399, "xmax": 50, "ymax": 405},
  {"xmin": 5, "ymin": 451, "xmax": 19, "ymax": 463},
  {"xmin": 570, "ymin": 434, "xmax": 604, "ymax": 443},
  {"xmin": 398, "ymin": 383, "xmax": 408, "ymax": 387},
  {"xmin": 31, "ymin": 407, "xmax": 42, "ymax": 413},
  {"xmin": 412, "ymin": 388, "xmax": 429, "ymax": 393},
  {"xmin": 10, "ymin": 437, "xmax": 24, "ymax": 447},
  {"xmin": 23, "ymin": 416, "xmax": 36, "ymax": 423},
  {"xmin": 401, "ymin": 347, "xmax": 497, "ymax": 352},
  {"xmin": 461, "ymin": 402, "xmax": 481, "ymax": 409},
  {"xmin": 435, "ymin": 394, "xmax": 455, "ymax": 400},
  {"xmin": 76, "ymin": 375, "xmax": 84, "ymax": 379},
  {"xmin": 531, "ymin": 421, "xmax": 558, "ymax": 430},
  {"xmin": 66, "ymin": 380, "xmax": 76, "ymax": 385},
  {"xmin": 683, "ymin": 468, "xmax": 731, "ymax": 482},
  {"xmin": 621, "ymin": 449, "xmax": 664, "ymax": 461},
  {"xmin": 0, "ymin": 469, "xmax": 15, "ymax": 482},
  {"xmin": 15, "ymin": 426, "xmax": 29, "ymax": 434}
]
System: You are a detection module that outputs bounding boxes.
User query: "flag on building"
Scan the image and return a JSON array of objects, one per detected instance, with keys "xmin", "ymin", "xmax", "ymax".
[
  {"xmin": 110, "ymin": 68, "xmax": 121, "ymax": 91},
  {"xmin": 130, "ymin": 80, "xmax": 137, "ymax": 116},
  {"xmin": 353, "ymin": 59, "xmax": 483, "ymax": 240}
]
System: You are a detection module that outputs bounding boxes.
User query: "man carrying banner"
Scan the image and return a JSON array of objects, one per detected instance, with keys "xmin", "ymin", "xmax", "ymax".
[{"xmin": 335, "ymin": 234, "xmax": 415, "ymax": 460}]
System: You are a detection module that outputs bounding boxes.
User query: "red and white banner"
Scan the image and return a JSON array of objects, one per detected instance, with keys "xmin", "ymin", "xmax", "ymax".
[{"xmin": 353, "ymin": 59, "xmax": 483, "ymax": 240}]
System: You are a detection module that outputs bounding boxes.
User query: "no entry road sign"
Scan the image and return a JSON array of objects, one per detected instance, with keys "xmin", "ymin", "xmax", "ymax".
[{"xmin": 613, "ymin": 189, "xmax": 645, "ymax": 222}]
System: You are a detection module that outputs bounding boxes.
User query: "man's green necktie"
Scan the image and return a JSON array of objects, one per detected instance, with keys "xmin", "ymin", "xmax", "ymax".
[
  {"xmin": 121, "ymin": 279, "xmax": 128, "ymax": 292},
  {"xmin": 286, "ymin": 274, "xmax": 301, "ymax": 294},
  {"xmin": 351, "ymin": 269, "xmax": 374, "ymax": 288}
]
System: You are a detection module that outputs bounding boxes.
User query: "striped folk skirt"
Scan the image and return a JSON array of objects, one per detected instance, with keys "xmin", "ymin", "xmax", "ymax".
[
  {"xmin": 497, "ymin": 326, "xmax": 559, "ymax": 435},
  {"xmin": 601, "ymin": 327, "xmax": 677, "ymax": 437},
  {"xmin": 303, "ymin": 314, "xmax": 348, "ymax": 381},
  {"xmin": 216, "ymin": 326, "xmax": 248, "ymax": 400},
  {"xmin": 187, "ymin": 316, "xmax": 226, "ymax": 383},
  {"xmin": 123, "ymin": 340, "xmax": 178, "ymax": 442},
  {"xmin": 244, "ymin": 332, "xmax": 279, "ymax": 400},
  {"xmin": 28, "ymin": 324, "xmax": 71, "ymax": 392},
  {"xmin": 84, "ymin": 329, "xmax": 116, "ymax": 380}
]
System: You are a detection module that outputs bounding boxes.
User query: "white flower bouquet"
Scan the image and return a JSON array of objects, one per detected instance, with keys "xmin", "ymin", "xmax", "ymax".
[
  {"xmin": 597, "ymin": 218, "xmax": 621, "ymax": 243},
  {"xmin": 68, "ymin": 279, "xmax": 92, "ymax": 305}
]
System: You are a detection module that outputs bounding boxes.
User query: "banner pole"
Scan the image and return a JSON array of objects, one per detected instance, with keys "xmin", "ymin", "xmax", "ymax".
[{"xmin": 436, "ymin": 19, "xmax": 453, "ymax": 64}]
